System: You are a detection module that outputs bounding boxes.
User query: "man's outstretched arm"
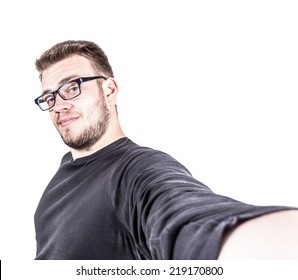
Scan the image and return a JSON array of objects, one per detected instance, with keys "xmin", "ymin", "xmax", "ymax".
[{"xmin": 218, "ymin": 210, "xmax": 298, "ymax": 259}]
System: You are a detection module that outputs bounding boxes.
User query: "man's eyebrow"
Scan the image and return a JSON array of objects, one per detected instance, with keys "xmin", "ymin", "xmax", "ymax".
[{"xmin": 41, "ymin": 75, "xmax": 79, "ymax": 96}]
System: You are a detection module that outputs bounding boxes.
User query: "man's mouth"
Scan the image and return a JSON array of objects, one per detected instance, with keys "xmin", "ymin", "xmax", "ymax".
[{"xmin": 57, "ymin": 116, "xmax": 79, "ymax": 127}]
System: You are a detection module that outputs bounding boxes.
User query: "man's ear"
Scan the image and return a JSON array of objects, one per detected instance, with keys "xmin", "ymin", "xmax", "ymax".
[{"xmin": 102, "ymin": 78, "xmax": 119, "ymax": 106}]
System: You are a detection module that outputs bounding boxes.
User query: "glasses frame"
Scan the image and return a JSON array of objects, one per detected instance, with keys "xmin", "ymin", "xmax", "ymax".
[{"xmin": 34, "ymin": 75, "xmax": 107, "ymax": 111}]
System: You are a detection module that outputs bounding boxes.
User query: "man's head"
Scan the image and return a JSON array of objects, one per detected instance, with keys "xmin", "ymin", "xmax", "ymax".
[
  {"xmin": 36, "ymin": 40, "xmax": 114, "ymax": 80},
  {"xmin": 35, "ymin": 40, "xmax": 123, "ymax": 158}
]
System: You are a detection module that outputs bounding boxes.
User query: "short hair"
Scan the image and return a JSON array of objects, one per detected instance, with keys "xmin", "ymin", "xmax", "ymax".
[{"xmin": 35, "ymin": 40, "xmax": 114, "ymax": 79}]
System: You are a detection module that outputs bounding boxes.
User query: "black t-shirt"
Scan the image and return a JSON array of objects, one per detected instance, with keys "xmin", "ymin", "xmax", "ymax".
[{"xmin": 34, "ymin": 137, "xmax": 289, "ymax": 259}]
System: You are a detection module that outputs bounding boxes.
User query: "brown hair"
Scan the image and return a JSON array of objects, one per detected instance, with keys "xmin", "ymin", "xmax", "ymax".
[{"xmin": 35, "ymin": 40, "xmax": 114, "ymax": 79}]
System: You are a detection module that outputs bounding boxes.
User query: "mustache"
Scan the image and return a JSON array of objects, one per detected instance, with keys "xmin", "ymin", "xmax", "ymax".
[{"xmin": 56, "ymin": 112, "xmax": 81, "ymax": 124}]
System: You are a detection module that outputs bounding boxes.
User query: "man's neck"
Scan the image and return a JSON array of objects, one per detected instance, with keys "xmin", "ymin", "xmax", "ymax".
[{"xmin": 70, "ymin": 130, "xmax": 125, "ymax": 161}]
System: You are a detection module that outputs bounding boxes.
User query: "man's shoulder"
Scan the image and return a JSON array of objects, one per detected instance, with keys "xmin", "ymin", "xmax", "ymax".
[
  {"xmin": 122, "ymin": 138, "xmax": 173, "ymax": 161},
  {"xmin": 120, "ymin": 138, "xmax": 191, "ymax": 175}
]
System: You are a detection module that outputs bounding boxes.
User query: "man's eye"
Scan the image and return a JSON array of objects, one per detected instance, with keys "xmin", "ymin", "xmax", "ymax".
[
  {"xmin": 68, "ymin": 85, "xmax": 79, "ymax": 93},
  {"xmin": 43, "ymin": 95, "xmax": 54, "ymax": 104}
]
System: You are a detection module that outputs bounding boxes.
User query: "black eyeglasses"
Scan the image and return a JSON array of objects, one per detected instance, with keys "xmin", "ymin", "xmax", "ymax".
[{"xmin": 34, "ymin": 76, "xmax": 107, "ymax": 111}]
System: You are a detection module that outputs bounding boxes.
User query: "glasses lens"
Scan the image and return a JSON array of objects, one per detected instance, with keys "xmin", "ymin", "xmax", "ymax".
[
  {"xmin": 35, "ymin": 80, "xmax": 81, "ymax": 111},
  {"xmin": 60, "ymin": 81, "xmax": 80, "ymax": 100},
  {"xmin": 37, "ymin": 93, "xmax": 55, "ymax": 111}
]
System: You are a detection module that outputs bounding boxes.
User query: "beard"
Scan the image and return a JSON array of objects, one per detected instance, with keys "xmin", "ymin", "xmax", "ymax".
[{"xmin": 59, "ymin": 97, "xmax": 111, "ymax": 151}]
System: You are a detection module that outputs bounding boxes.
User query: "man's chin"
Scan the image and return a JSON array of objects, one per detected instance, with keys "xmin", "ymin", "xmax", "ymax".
[
  {"xmin": 60, "ymin": 133, "xmax": 97, "ymax": 151},
  {"xmin": 60, "ymin": 133, "xmax": 79, "ymax": 147}
]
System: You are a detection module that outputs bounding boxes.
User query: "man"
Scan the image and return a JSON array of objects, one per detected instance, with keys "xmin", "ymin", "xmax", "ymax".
[{"xmin": 34, "ymin": 40, "xmax": 297, "ymax": 260}]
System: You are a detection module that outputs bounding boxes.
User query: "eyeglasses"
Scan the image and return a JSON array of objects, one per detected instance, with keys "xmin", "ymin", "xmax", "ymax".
[{"xmin": 34, "ymin": 76, "xmax": 107, "ymax": 111}]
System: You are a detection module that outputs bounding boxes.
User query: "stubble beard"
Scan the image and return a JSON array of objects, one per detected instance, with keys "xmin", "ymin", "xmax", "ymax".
[{"xmin": 59, "ymin": 98, "xmax": 111, "ymax": 151}]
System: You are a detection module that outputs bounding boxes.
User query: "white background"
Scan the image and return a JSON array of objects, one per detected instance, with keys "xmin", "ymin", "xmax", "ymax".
[{"xmin": 1, "ymin": 0, "xmax": 298, "ymax": 263}]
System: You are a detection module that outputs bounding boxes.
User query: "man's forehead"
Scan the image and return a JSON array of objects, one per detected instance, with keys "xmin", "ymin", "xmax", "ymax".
[
  {"xmin": 41, "ymin": 56, "xmax": 93, "ymax": 89},
  {"xmin": 43, "ymin": 55, "xmax": 92, "ymax": 77}
]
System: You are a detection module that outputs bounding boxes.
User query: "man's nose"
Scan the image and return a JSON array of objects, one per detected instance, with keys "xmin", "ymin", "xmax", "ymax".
[{"xmin": 52, "ymin": 94, "xmax": 72, "ymax": 112}]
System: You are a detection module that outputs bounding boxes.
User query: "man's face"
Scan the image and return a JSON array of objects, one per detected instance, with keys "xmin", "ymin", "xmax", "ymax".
[{"xmin": 41, "ymin": 55, "xmax": 110, "ymax": 150}]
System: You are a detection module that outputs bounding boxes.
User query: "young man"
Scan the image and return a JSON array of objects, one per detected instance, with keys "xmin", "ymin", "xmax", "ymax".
[{"xmin": 34, "ymin": 40, "xmax": 297, "ymax": 260}]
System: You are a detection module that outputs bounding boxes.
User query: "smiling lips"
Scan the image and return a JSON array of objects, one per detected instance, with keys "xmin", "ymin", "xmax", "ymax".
[{"xmin": 57, "ymin": 116, "xmax": 79, "ymax": 127}]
